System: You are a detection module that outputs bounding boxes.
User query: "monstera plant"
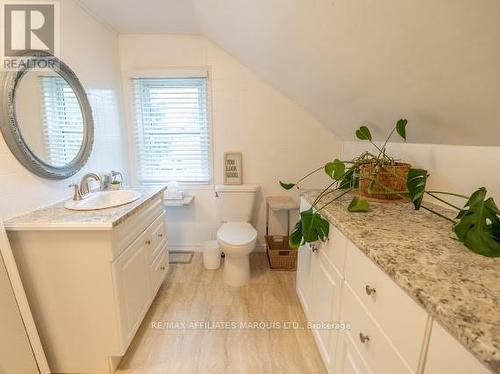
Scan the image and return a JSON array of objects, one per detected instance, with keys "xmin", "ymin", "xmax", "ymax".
[{"xmin": 281, "ymin": 119, "xmax": 500, "ymax": 257}]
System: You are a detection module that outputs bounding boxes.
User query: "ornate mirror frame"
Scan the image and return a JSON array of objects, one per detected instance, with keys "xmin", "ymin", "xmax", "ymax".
[{"xmin": 0, "ymin": 50, "xmax": 94, "ymax": 179}]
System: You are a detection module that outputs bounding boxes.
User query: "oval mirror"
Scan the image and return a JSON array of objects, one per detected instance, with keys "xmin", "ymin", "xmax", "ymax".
[{"xmin": 0, "ymin": 51, "xmax": 94, "ymax": 179}]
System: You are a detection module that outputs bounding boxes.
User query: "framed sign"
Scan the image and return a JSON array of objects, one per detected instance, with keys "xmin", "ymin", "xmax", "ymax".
[{"xmin": 224, "ymin": 152, "xmax": 243, "ymax": 185}]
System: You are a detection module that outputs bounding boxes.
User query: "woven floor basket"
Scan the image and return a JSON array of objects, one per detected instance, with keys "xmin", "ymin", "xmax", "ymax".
[
  {"xmin": 359, "ymin": 162, "xmax": 411, "ymax": 200},
  {"xmin": 265, "ymin": 235, "xmax": 297, "ymax": 270}
]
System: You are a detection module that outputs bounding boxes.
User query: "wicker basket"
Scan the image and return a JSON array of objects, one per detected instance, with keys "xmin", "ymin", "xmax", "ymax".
[
  {"xmin": 359, "ymin": 162, "xmax": 411, "ymax": 200},
  {"xmin": 265, "ymin": 235, "xmax": 297, "ymax": 270}
]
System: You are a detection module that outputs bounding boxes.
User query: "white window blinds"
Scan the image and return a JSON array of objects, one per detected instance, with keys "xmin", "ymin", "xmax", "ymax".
[
  {"xmin": 40, "ymin": 76, "xmax": 84, "ymax": 167},
  {"xmin": 131, "ymin": 77, "xmax": 211, "ymax": 184}
]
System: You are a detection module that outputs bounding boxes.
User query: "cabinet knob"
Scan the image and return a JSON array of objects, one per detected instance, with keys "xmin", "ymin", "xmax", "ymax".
[
  {"xmin": 145, "ymin": 240, "xmax": 151, "ymax": 245},
  {"xmin": 160, "ymin": 266, "xmax": 166, "ymax": 271},
  {"xmin": 365, "ymin": 285, "xmax": 376, "ymax": 296},
  {"xmin": 158, "ymin": 233, "xmax": 164, "ymax": 238},
  {"xmin": 359, "ymin": 333, "xmax": 370, "ymax": 344}
]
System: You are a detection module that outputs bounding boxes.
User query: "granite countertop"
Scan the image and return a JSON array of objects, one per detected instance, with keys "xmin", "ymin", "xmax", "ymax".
[
  {"xmin": 4, "ymin": 186, "xmax": 166, "ymax": 231},
  {"xmin": 302, "ymin": 191, "xmax": 499, "ymax": 373}
]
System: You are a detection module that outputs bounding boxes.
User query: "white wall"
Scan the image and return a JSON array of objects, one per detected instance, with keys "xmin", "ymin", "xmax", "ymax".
[
  {"xmin": 342, "ymin": 141, "xmax": 500, "ymax": 207},
  {"xmin": 0, "ymin": 0, "xmax": 128, "ymax": 219},
  {"xmin": 119, "ymin": 35, "xmax": 342, "ymax": 249}
]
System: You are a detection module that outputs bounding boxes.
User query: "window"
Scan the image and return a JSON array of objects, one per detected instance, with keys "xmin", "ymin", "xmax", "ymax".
[
  {"xmin": 131, "ymin": 77, "xmax": 211, "ymax": 184},
  {"xmin": 40, "ymin": 76, "xmax": 84, "ymax": 166}
]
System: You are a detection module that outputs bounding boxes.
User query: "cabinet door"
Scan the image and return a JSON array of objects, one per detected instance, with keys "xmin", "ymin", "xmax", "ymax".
[
  {"xmin": 335, "ymin": 334, "xmax": 372, "ymax": 374},
  {"xmin": 296, "ymin": 242, "xmax": 314, "ymax": 317},
  {"xmin": 310, "ymin": 251, "xmax": 343, "ymax": 371},
  {"xmin": 112, "ymin": 233, "xmax": 151, "ymax": 350}
]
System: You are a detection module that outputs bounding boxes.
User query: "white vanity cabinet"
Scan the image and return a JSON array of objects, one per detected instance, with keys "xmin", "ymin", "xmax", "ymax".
[
  {"xmin": 297, "ymin": 195, "xmax": 348, "ymax": 372},
  {"xmin": 296, "ymin": 197, "xmax": 493, "ymax": 374},
  {"xmin": 7, "ymin": 193, "xmax": 168, "ymax": 374},
  {"xmin": 298, "ymin": 229, "xmax": 427, "ymax": 374}
]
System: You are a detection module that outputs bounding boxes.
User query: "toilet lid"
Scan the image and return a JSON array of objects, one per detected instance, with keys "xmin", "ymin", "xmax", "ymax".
[{"xmin": 217, "ymin": 222, "xmax": 257, "ymax": 246}]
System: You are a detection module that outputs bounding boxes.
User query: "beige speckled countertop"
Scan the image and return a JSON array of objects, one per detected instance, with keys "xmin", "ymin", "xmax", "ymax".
[
  {"xmin": 4, "ymin": 186, "xmax": 166, "ymax": 231},
  {"xmin": 303, "ymin": 191, "xmax": 499, "ymax": 373}
]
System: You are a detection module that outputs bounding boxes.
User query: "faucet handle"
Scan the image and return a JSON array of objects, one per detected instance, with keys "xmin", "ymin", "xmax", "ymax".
[{"xmin": 69, "ymin": 183, "xmax": 82, "ymax": 201}]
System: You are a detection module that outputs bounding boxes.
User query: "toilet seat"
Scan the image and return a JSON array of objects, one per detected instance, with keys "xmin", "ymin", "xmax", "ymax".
[{"xmin": 217, "ymin": 222, "xmax": 257, "ymax": 247}]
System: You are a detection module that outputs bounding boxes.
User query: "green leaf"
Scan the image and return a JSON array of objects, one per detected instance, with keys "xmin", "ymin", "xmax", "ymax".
[
  {"xmin": 407, "ymin": 168, "xmax": 428, "ymax": 210},
  {"xmin": 324, "ymin": 162, "xmax": 335, "ymax": 178},
  {"xmin": 289, "ymin": 221, "xmax": 303, "ymax": 249},
  {"xmin": 325, "ymin": 159, "xmax": 346, "ymax": 181},
  {"xmin": 280, "ymin": 181, "xmax": 295, "ymax": 190},
  {"xmin": 348, "ymin": 197, "xmax": 370, "ymax": 212},
  {"xmin": 396, "ymin": 119, "xmax": 408, "ymax": 141},
  {"xmin": 355, "ymin": 126, "xmax": 372, "ymax": 141},
  {"xmin": 340, "ymin": 167, "xmax": 359, "ymax": 189},
  {"xmin": 300, "ymin": 208, "xmax": 330, "ymax": 243},
  {"xmin": 453, "ymin": 188, "xmax": 500, "ymax": 257}
]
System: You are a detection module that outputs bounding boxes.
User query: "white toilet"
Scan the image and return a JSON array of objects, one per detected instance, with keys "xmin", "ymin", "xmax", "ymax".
[{"xmin": 215, "ymin": 184, "xmax": 259, "ymax": 287}]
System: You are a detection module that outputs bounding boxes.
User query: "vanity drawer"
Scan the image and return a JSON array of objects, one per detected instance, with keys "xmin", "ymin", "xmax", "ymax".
[
  {"xmin": 334, "ymin": 332, "xmax": 371, "ymax": 374},
  {"xmin": 341, "ymin": 285, "xmax": 414, "ymax": 374},
  {"xmin": 111, "ymin": 195, "xmax": 165, "ymax": 260},
  {"xmin": 149, "ymin": 213, "xmax": 167, "ymax": 262},
  {"xmin": 344, "ymin": 241, "xmax": 427, "ymax": 370}
]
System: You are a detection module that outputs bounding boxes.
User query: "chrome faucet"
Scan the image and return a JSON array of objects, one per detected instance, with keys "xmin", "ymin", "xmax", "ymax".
[
  {"xmin": 80, "ymin": 173, "xmax": 101, "ymax": 196},
  {"xmin": 68, "ymin": 173, "xmax": 102, "ymax": 201}
]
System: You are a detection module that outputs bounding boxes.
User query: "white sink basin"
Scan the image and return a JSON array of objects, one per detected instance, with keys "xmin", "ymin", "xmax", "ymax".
[{"xmin": 64, "ymin": 190, "xmax": 142, "ymax": 211}]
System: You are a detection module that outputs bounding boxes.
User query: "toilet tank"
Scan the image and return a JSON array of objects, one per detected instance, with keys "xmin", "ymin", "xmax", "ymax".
[{"xmin": 215, "ymin": 185, "xmax": 259, "ymax": 222}]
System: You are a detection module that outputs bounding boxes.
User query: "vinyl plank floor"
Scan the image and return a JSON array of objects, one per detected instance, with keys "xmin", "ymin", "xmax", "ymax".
[{"xmin": 116, "ymin": 253, "xmax": 326, "ymax": 374}]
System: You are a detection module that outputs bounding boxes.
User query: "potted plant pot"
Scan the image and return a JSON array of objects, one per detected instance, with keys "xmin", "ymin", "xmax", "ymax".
[{"xmin": 359, "ymin": 162, "xmax": 411, "ymax": 200}]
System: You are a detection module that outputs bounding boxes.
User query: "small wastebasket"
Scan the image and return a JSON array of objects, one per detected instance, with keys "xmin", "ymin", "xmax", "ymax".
[{"xmin": 203, "ymin": 240, "xmax": 221, "ymax": 270}]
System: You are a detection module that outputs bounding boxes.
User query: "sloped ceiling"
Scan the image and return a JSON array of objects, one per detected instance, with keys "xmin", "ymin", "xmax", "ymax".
[{"xmin": 79, "ymin": 0, "xmax": 500, "ymax": 146}]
